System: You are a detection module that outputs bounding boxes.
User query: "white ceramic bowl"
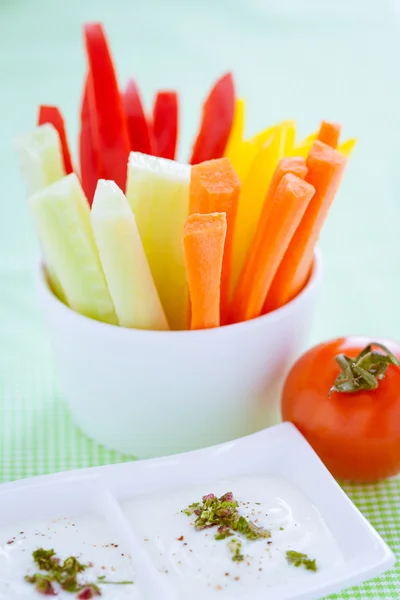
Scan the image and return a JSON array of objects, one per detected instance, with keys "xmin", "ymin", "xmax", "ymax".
[{"xmin": 37, "ymin": 251, "xmax": 322, "ymax": 458}]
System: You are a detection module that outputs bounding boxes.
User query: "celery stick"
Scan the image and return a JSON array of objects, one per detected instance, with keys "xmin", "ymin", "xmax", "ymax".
[
  {"xmin": 15, "ymin": 123, "xmax": 67, "ymax": 302},
  {"xmin": 28, "ymin": 173, "xmax": 117, "ymax": 325},
  {"xmin": 125, "ymin": 152, "xmax": 190, "ymax": 330},
  {"xmin": 91, "ymin": 180, "xmax": 169, "ymax": 330},
  {"xmin": 15, "ymin": 123, "xmax": 65, "ymax": 196}
]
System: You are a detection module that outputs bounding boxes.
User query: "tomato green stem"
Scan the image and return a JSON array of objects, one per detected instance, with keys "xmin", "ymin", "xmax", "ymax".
[{"xmin": 330, "ymin": 343, "xmax": 399, "ymax": 395}]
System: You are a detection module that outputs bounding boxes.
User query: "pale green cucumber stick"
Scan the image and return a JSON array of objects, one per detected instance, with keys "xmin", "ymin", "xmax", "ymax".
[
  {"xmin": 28, "ymin": 173, "xmax": 118, "ymax": 325},
  {"xmin": 15, "ymin": 123, "xmax": 65, "ymax": 196},
  {"xmin": 91, "ymin": 180, "xmax": 169, "ymax": 330},
  {"xmin": 126, "ymin": 152, "xmax": 190, "ymax": 331},
  {"xmin": 15, "ymin": 123, "xmax": 67, "ymax": 302}
]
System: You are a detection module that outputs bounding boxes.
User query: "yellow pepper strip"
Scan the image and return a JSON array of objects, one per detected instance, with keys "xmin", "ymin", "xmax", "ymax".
[
  {"xmin": 301, "ymin": 132, "xmax": 318, "ymax": 145},
  {"xmin": 225, "ymin": 100, "xmax": 277, "ymax": 184},
  {"xmin": 289, "ymin": 133, "xmax": 317, "ymax": 158},
  {"xmin": 338, "ymin": 138, "xmax": 357, "ymax": 157},
  {"xmin": 251, "ymin": 125, "xmax": 277, "ymax": 147},
  {"xmin": 230, "ymin": 120, "xmax": 295, "ymax": 294},
  {"xmin": 225, "ymin": 98, "xmax": 245, "ymax": 158},
  {"xmin": 227, "ymin": 138, "xmax": 258, "ymax": 184},
  {"xmin": 228, "ymin": 126, "xmax": 276, "ymax": 185},
  {"xmin": 282, "ymin": 120, "xmax": 296, "ymax": 154},
  {"xmin": 289, "ymin": 134, "xmax": 356, "ymax": 159},
  {"xmin": 289, "ymin": 141, "xmax": 313, "ymax": 159}
]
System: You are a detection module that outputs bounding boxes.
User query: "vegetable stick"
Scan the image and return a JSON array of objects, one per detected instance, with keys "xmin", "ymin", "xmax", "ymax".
[
  {"xmin": 289, "ymin": 133, "xmax": 317, "ymax": 159},
  {"xmin": 190, "ymin": 72, "xmax": 235, "ymax": 165},
  {"xmin": 125, "ymin": 152, "xmax": 190, "ymax": 330},
  {"xmin": 79, "ymin": 73, "xmax": 101, "ymax": 204},
  {"xmin": 15, "ymin": 123, "xmax": 67, "ymax": 303},
  {"xmin": 226, "ymin": 123, "xmax": 276, "ymax": 184},
  {"xmin": 183, "ymin": 212, "xmax": 227, "ymax": 330},
  {"xmin": 251, "ymin": 125, "xmax": 279, "ymax": 147},
  {"xmin": 190, "ymin": 157, "xmax": 240, "ymax": 324},
  {"xmin": 38, "ymin": 106, "xmax": 73, "ymax": 174},
  {"xmin": 224, "ymin": 98, "xmax": 245, "ymax": 159},
  {"xmin": 15, "ymin": 123, "xmax": 65, "ymax": 197},
  {"xmin": 301, "ymin": 132, "xmax": 318, "ymax": 145},
  {"xmin": 123, "ymin": 79, "xmax": 156, "ymax": 155},
  {"xmin": 225, "ymin": 135, "xmax": 256, "ymax": 184},
  {"xmin": 231, "ymin": 172, "xmax": 314, "ymax": 323},
  {"xmin": 282, "ymin": 120, "xmax": 296, "ymax": 154},
  {"xmin": 317, "ymin": 120, "xmax": 341, "ymax": 148},
  {"xmin": 290, "ymin": 133, "xmax": 355, "ymax": 160},
  {"xmin": 289, "ymin": 140, "xmax": 313, "ymax": 159},
  {"xmin": 28, "ymin": 173, "xmax": 117, "ymax": 324},
  {"xmin": 91, "ymin": 180, "xmax": 169, "ymax": 330},
  {"xmin": 153, "ymin": 91, "xmax": 178, "ymax": 159},
  {"xmin": 84, "ymin": 23, "xmax": 130, "ymax": 191},
  {"xmin": 230, "ymin": 120, "xmax": 295, "ymax": 294},
  {"xmin": 264, "ymin": 141, "xmax": 347, "ymax": 312},
  {"xmin": 260, "ymin": 156, "xmax": 308, "ymax": 205},
  {"xmin": 339, "ymin": 138, "xmax": 356, "ymax": 157}
]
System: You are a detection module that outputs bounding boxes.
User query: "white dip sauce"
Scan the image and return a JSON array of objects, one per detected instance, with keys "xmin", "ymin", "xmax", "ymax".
[
  {"xmin": 0, "ymin": 514, "xmax": 138, "ymax": 599},
  {"xmin": 121, "ymin": 474, "xmax": 343, "ymax": 598}
]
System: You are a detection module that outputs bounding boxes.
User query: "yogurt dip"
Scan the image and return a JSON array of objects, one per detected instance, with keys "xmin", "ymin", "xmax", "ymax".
[
  {"xmin": 121, "ymin": 474, "xmax": 344, "ymax": 598},
  {"xmin": 0, "ymin": 513, "xmax": 138, "ymax": 599}
]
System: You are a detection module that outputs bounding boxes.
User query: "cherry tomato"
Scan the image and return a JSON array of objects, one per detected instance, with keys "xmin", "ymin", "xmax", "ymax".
[{"xmin": 281, "ymin": 336, "xmax": 400, "ymax": 482}]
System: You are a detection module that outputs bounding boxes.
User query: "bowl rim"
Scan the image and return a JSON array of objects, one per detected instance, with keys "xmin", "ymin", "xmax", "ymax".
[{"xmin": 37, "ymin": 248, "xmax": 323, "ymax": 339}]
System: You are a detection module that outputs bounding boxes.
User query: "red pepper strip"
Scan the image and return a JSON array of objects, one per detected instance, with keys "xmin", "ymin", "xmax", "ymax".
[
  {"xmin": 79, "ymin": 73, "xmax": 101, "ymax": 205},
  {"xmin": 37, "ymin": 105, "xmax": 73, "ymax": 174},
  {"xmin": 83, "ymin": 23, "xmax": 130, "ymax": 191},
  {"xmin": 189, "ymin": 72, "xmax": 235, "ymax": 165},
  {"xmin": 153, "ymin": 91, "xmax": 178, "ymax": 160},
  {"xmin": 123, "ymin": 79, "xmax": 156, "ymax": 154}
]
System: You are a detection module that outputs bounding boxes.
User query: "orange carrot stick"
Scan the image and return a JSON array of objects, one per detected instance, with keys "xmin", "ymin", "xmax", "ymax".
[
  {"xmin": 317, "ymin": 120, "xmax": 341, "ymax": 149},
  {"xmin": 263, "ymin": 141, "xmax": 347, "ymax": 312},
  {"xmin": 230, "ymin": 173, "xmax": 315, "ymax": 323},
  {"xmin": 261, "ymin": 156, "xmax": 308, "ymax": 207},
  {"xmin": 183, "ymin": 213, "xmax": 227, "ymax": 330},
  {"xmin": 190, "ymin": 157, "xmax": 240, "ymax": 324}
]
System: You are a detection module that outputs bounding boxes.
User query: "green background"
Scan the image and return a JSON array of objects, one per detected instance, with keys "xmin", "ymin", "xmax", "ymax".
[{"xmin": 0, "ymin": 0, "xmax": 399, "ymax": 597}]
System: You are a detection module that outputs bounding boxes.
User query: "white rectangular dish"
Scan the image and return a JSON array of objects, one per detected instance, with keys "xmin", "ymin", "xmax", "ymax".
[{"xmin": 0, "ymin": 422, "xmax": 394, "ymax": 600}]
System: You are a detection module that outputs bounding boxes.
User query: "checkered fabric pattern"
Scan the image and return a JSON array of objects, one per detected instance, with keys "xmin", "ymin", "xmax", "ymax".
[{"xmin": 0, "ymin": 268, "xmax": 399, "ymax": 599}]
